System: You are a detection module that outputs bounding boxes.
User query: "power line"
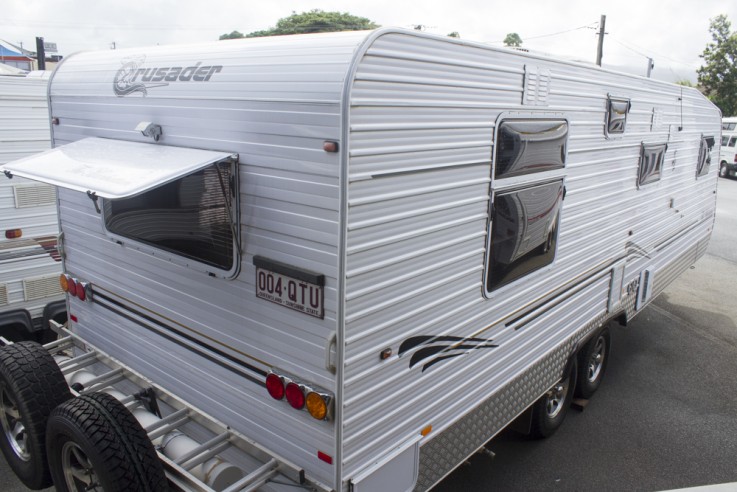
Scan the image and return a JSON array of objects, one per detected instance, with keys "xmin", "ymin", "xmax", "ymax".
[{"xmin": 489, "ymin": 22, "xmax": 598, "ymax": 44}]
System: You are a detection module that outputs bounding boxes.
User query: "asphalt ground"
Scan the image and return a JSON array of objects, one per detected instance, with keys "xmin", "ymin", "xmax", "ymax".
[{"xmin": 2, "ymin": 178, "xmax": 737, "ymax": 491}]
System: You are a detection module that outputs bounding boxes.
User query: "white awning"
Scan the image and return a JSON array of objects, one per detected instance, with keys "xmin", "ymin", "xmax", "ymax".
[{"xmin": 0, "ymin": 137, "xmax": 235, "ymax": 199}]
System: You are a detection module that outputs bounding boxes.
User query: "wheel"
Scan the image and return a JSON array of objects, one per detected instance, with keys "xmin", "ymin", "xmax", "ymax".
[
  {"xmin": 720, "ymin": 162, "xmax": 728, "ymax": 178},
  {"xmin": 46, "ymin": 392, "xmax": 167, "ymax": 492},
  {"xmin": 576, "ymin": 328, "xmax": 611, "ymax": 399},
  {"xmin": 530, "ymin": 358, "xmax": 577, "ymax": 439},
  {"xmin": 0, "ymin": 341, "xmax": 72, "ymax": 489}
]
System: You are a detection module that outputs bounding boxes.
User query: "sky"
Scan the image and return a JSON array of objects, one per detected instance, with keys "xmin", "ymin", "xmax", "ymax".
[{"xmin": 2, "ymin": 0, "xmax": 736, "ymax": 84}]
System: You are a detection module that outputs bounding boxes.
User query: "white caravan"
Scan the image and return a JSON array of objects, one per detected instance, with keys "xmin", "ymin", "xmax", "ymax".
[
  {"xmin": 0, "ymin": 29, "xmax": 721, "ymax": 492},
  {"xmin": 0, "ymin": 71, "xmax": 65, "ymax": 342}
]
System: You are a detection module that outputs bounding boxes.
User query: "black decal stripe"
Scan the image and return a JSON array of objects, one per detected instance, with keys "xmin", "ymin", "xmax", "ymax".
[
  {"xmin": 409, "ymin": 342, "xmax": 497, "ymax": 368},
  {"xmin": 399, "ymin": 335, "xmax": 496, "ymax": 355},
  {"xmin": 422, "ymin": 354, "xmax": 465, "ymax": 372},
  {"xmin": 92, "ymin": 293, "xmax": 266, "ymax": 386}
]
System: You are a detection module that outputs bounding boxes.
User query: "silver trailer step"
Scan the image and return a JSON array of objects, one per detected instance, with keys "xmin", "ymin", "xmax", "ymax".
[{"xmin": 44, "ymin": 322, "xmax": 329, "ymax": 492}]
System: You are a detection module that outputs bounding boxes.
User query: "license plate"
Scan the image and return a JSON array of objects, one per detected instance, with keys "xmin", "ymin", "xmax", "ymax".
[{"xmin": 256, "ymin": 267, "xmax": 324, "ymax": 319}]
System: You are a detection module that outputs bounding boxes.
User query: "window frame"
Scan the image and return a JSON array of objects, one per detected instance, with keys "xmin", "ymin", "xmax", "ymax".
[
  {"xmin": 483, "ymin": 113, "xmax": 569, "ymax": 298},
  {"xmin": 605, "ymin": 95, "xmax": 631, "ymax": 138},
  {"xmin": 101, "ymin": 157, "xmax": 241, "ymax": 279},
  {"xmin": 637, "ymin": 142, "xmax": 668, "ymax": 188},
  {"xmin": 696, "ymin": 135, "xmax": 714, "ymax": 179}
]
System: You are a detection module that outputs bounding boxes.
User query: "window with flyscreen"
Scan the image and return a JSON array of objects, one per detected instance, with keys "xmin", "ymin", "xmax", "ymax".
[{"xmin": 103, "ymin": 159, "xmax": 237, "ymax": 271}]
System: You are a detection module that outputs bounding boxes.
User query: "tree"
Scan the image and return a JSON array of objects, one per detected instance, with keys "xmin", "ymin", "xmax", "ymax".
[
  {"xmin": 503, "ymin": 33, "xmax": 523, "ymax": 47},
  {"xmin": 219, "ymin": 31, "xmax": 244, "ymax": 40},
  {"xmin": 448, "ymin": 32, "xmax": 460, "ymax": 38},
  {"xmin": 237, "ymin": 10, "xmax": 379, "ymax": 38},
  {"xmin": 697, "ymin": 15, "xmax": 737, "ymax": 116}
]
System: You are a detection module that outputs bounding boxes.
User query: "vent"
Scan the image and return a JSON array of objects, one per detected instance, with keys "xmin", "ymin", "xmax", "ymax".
[
  {"xmin": 23, "ymin": 275, "xmax": 63, "ymax": 301},
  {"xmin": 523, "ymin": 65, "xmax": 551, "ymax": 106},
  {"xmin": 13, "ymin": 184, "xmax": 57, "ymax": 208},
  {"xmin": 0, "ymin": 284, "xmax": 7, "ymax": 306}
]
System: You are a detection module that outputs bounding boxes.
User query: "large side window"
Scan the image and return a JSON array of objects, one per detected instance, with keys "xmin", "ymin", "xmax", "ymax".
[
  {"xmin": 485, "ymin": 119, "xmax": 567, "ymax": 294},
  {"xmin": 103, "ymin": 159, "xmax": 237, "ymax": 272}
]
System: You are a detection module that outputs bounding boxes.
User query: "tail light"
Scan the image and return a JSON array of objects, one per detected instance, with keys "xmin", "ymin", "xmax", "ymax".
[
  {"xmin": 265, "ymin": 370, "xmax": 333, "ymax": 421},
  {"xmin": 5, "ymin": 229, "xmax": 22, "ymax": 239},
  {"xmin": 59, "ymin": 273, "xmax": 93, "ymax": 302},
  {"xmin": 285, "ymin": 382, "xmax": 305, "ymax": 409},
  {"xmin": 265, "ymin": 373, "xmax": 285, "ymax": 400}
]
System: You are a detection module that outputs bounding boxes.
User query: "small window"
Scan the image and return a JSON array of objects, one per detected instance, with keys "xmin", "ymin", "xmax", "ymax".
[
  {"xmin": 495, "ymin": 120, "xmax": 567, "ymax": 179},
  {"xmin": 696, "ymin": 136, "xmax": 714, "ymax": 178},
  {"xmin": 730, "ymin": 137, "xmax": 737, "ymax": 148},
  {"xmin": 487, "ymin": 180, "xmax": 564, "ymax": 292},
  {"xmin": 607, "ymin": 96, "xmax": 630, "ymax": 136},
  {"xmin": 723, "ymin": 136, "xmax": 730, "ymax": 147},
  {"xmin": 723, "ymin": 122, "xmax": 737, "ymax": 131},
  {"xmin": 638, "ymin": 143, "xmax": 667, "ymax": 187},
  {"xmin": 103, "ymin": 159, "xmax": 237, "ymax": 271}
]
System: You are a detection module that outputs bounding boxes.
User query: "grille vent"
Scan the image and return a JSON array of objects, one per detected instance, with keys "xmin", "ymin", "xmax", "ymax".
[
  {"xmin": 0, "ymin": 284, "xmax": 7, "ymax": 306},
  {"xmin": 13, "ymin": 184, "xmax": 57, "ymax": 208},
  {"xmin": 23, "ymin": 275, "xmax": 62, "ymax": 301}
]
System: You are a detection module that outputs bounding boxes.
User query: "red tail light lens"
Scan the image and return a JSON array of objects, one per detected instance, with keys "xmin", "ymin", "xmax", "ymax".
[
  {"xmin": 285, "ymin": 382, "xmax": 305, "ymax": 409},
  {"xmin": 76, "ymin": 282, "xmax": 87, "ymax": 301},
  {"xmin": 5, "ymin": 229, "xmax": 22, "ymax": 239},
  {"xmin": 266, "ymin": 373, "xmax": 285, "ymax": 400},
  {"xmin": 67, "ymin": 278, "xmax": 78, "ymax": 297}
]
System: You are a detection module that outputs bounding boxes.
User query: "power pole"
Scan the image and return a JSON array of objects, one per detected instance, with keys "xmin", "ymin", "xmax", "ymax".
[
  {"xmin": 596, "ymin": 15, "xmax": 606, "ymax": 66},
  {"xmin": 35, "ymin": 37, "xmax": 46, "ymax": 70},
  {"xmin": 646, "ymin": 57, "xmax": 654, "ymax": 78}
]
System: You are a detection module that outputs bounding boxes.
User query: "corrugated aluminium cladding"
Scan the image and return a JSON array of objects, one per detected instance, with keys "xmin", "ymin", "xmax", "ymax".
[{"xmin": 44, "ymin": 29, "xmax": 719, "ymax": 490}]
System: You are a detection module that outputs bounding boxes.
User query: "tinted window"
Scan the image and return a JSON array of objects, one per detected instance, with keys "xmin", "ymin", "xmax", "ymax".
[
  {"xmin": 696, "ymin": 136, "xmax": 713, "ymax": 178},
  {"xmin": 638, "ymin": 143, "xmax": 667, "ymax": 187},
  {"xmin": 104, "ymin": 160, "xmax": 236, "ymax": 270},
  {"xmin": 607, "ymin": 97, "xmax": 630, "ymax": 135},
  {"xmin": 730, "ymin": 137, "xmax": 737, "ymax": 147},
  {"xmin": 487, "ymin": 180, "xmax": 564, "ymax": 292},
  {"xmin": 723, "ymin": 136, "xmax": 730, "ymax": 146},
  {"xmin": 495, "ymin": 120, "xmax": 568, "ymax": 179}
]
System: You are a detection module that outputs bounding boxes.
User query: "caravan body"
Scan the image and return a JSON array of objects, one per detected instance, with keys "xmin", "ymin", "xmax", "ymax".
[
  {"xmin": 0, "ymin": 29, "xmax": 720, "ymax": 491},
  {"xmin": 0, "ymin": 72, "xmax": 64, "ymax": 340}
]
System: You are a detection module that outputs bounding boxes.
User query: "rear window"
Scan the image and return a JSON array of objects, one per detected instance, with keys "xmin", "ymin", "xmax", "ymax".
[{"xmin": 103, "ymin": 159, "xmax": 237, "ymax": 272}]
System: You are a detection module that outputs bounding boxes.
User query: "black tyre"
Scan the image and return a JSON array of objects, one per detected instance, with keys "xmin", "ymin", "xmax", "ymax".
[
  {"xmin": 576, "ymin": 328, "xmax": 611, "ymax": 399},
  {"xmin": 0, "ymin": 341, "xmax": 72, "ymax": 489},
  {"xmin": 46, "ymin": 392, "xmax": 168, "ymax": 492},
  {"xmin": 530, "ymin": 358, "xmax": 577, "ymax": 439}
]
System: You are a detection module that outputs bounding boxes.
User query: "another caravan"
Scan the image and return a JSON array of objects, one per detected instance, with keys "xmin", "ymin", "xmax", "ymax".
[
  {"xmin": 0, "ymin": 71, "xmax": 65, "ymax": 342},
  {"xmin": 0, "ymin": 29, "xmax": 721, "ymax": 492}
]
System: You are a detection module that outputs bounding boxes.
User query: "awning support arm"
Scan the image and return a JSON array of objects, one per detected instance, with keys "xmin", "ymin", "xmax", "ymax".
[{"xmin": 87, "ymin": 190, "xmax": 101, "ymax": 214}]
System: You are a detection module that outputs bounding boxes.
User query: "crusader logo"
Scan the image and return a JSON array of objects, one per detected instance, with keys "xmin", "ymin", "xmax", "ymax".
[{"xmin": 113, "ymin": 55, "xmax": 223, "ymax": 97}]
